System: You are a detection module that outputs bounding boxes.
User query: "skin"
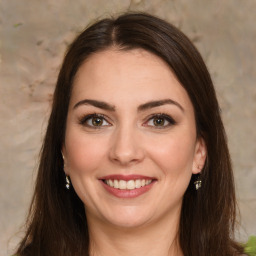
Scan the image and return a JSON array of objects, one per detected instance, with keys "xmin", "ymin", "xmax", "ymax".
[{"xmin": 62, "ymin": 48, "xmax": 207, "ymax": 256}]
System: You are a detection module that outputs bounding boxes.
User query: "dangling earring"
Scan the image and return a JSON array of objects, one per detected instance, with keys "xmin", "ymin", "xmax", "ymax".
[
  {"xmin": 194, "ymin": 165, "xmax": 202, "ymax": 190},
  {"xmin": 61, "ymin": 152, "xmax": 70, "ymax": 190},
  {"xmin": 194, "ymin": 176, "xmax": 202, "ymax": 190},
  {"xmin": 65, "ymin": 175, "xmax": 71, "ymax": 190}
]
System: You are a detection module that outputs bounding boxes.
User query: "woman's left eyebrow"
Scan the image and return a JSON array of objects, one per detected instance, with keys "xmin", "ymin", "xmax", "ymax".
[{"xmin": 138, "ymin": 99, "xmax": 184, "ymax": 112}]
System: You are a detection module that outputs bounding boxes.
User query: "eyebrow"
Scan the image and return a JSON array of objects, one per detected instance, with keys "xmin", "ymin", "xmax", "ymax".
[
  {"xmin": 73, "ymin": 98, "xmax": 184, "ymax": 112},
  {"xmin": 73, "ymin": 99, "xmax": 116, "ymax": 111},
  {"xmin": 138, "ymin": 99, "xmax": 184, "ymax": 112}
]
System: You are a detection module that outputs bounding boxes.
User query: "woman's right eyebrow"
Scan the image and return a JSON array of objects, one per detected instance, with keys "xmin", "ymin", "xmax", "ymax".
[{"xmin": 73, "ymin": 99, "xmax": 116, "ymax": 111}]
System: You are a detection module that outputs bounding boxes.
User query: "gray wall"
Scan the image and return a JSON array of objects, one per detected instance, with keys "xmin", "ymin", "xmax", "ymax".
[{"xmin": 1, "ymin": 0, "xmax": 255, "ymax": 255}]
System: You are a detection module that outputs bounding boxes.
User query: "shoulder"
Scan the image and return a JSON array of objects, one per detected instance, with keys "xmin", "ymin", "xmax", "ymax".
[{"xmin": 243, "ymin": 236, "xmax": 256, "ymax": 256}]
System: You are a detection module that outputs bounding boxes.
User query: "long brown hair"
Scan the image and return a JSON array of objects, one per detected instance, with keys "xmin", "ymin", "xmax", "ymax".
[{"xmin": 16, "ymin": 12, "xmax": 244, "ymax": 256}]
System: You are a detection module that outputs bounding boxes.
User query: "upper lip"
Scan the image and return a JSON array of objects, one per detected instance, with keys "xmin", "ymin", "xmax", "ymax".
[{"xmin": 99, "ymin": 174, "xmax": 156, "ymax": 181}]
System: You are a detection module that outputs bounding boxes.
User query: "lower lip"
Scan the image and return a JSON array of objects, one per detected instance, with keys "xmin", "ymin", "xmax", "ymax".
[{"xmin": 100, "ymin": 180, "xmax": 156, "ymax": 198}]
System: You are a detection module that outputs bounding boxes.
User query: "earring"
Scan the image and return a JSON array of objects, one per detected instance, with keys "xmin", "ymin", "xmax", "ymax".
[
  {"xmin": 61, "ymin": 153, "xmax": 70, "ymax": 190},
  {"xmin": 193, "ymin": 165, "xmax": 202, "ymax": 190},
  {"xmin": 194, "ymin": 178, "xmax": 202, "ymax": 190},
  {"xmin": 65, "ymin": 175, "xmax": 71, "ymax": 190},
  {"xmin": 194, "ymin": 173, "xmax": 202, "ymax": 190}
]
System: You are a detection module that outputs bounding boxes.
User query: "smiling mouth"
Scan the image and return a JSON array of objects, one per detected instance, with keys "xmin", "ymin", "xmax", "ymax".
[
  {"xmin": 103, "ymin": 179, "xmax": 153, "ymax": 190},
  {"xmin": 99, "ymin": 175, "xmax": 156, "ymax": 198}
]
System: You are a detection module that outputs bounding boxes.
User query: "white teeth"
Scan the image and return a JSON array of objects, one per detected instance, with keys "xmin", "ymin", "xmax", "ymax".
[
  {"xmin": 114, "ymin": 179, "xmax": 119, "ymax": 189},
  {"xmin": 127, "ymin": 180, "xmax": 135, "ymax": 190},
  {"xmin": 119, "ymin": 180, "xmax": 126, "ymax": 189},
  {"xmin": 104, "ymin": 179, "xmax": 152, "ymax": 190},
  {"xmin": 135, "ymin": 179, "xmax": 141, "ymax": 188}
]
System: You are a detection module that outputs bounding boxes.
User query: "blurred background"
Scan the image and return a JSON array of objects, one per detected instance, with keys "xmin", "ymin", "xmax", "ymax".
[{"xmin": 0, "ymin": 0, "xmax": 255, "ymax": 255}]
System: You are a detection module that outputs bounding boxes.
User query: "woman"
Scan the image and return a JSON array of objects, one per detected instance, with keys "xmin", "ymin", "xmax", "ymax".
[{"xmin": 14, "ymin": 12, "xmax": 252, "ymax": 256}]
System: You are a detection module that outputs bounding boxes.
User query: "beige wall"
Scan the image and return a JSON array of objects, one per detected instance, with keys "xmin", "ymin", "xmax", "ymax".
[{"xmin": 1, "ymin": 0, "xmax": 255, "ymax": 255}]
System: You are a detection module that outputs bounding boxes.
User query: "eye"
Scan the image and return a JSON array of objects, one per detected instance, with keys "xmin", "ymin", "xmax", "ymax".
[
  {"xmin": 79, "ymin": 114, "xmax": 111, "ymax": 128},
  {"xmin": 144, "ymin": 114, "xmax": 176, "ymax": 128}
]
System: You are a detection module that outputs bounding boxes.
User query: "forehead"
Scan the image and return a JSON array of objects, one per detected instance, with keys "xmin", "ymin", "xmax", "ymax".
[
  {"xmin": 71, "ymin": 48, "xmax": 193, "ymax": 112},
  {"xmin": 75, "ymin": 48, "xmax": 172, "ymax": 81}
]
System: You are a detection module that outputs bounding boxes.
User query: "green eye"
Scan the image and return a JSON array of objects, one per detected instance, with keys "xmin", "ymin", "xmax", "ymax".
[
  {"xmin": 91, "ymin": 117, "xmax": 104, "ymax": 126},
  {"xmin": 146, "ymin": 114, "xmax": 176, "ymax": 128},
  {"xmin": 153, "ymin": 117, "xmax": 165, "ymax": 126},
  {"xmin": 79, "ymin": 114, "xmax": 110, "ymax": 128}
]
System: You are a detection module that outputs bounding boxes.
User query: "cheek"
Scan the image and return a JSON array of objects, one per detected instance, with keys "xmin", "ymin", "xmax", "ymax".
[
  {"xmin": 147, "ymin": 132, "xmax": 196, "ymax": 176},
  {"xmin": 65, "ymin": 129, "xmax": 108, "ymax": 175}
]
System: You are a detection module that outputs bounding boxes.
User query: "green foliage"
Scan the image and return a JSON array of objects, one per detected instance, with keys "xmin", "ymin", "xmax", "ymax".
[{"xmin": 244, "ymin": 236, "xmax": 256, "ymax": 256}]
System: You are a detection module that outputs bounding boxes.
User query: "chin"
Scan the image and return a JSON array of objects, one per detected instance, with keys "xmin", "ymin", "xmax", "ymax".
[
  {"xmin": 96, "ymin": 205, "xmax": 156, "ymax": 229},
  {"xmin": 106, "ymin": 216, "xmax": 151, "ymax": 229}
]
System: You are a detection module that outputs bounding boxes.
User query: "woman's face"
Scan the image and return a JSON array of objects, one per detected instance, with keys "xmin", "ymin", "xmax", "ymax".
[{"xmin": 63, "ymin": 48, "xmax": 206, "ymax": 228}]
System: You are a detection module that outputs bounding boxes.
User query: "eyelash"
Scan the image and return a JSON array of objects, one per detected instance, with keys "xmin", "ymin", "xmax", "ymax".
[
  {"xmin": 144, "ymin": 113, "xmax": 176, "ymax": 129},
  {"xmin": 78, "ymin": 113, "xmax": 176, "ymax": 129},
  {"xmin": 79, "ymin": 113, "xmax": 110, "ymax": 128}
]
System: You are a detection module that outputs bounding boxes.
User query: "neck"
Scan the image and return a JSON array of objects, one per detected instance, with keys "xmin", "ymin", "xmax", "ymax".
[{"xmin": 87, "ymin": 210, "xmax": 183, "ymax": 256}]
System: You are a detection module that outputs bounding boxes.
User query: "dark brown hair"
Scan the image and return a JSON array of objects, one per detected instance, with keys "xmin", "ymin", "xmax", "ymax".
[{"xmin": 16, "ymin": 12, "xmax": 244, "ymax": 256}]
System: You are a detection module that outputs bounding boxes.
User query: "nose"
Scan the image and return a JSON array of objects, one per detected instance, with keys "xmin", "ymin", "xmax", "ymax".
[{"xmin": 109, "ymin": 125, "xmax": 145, "ymax": 166}]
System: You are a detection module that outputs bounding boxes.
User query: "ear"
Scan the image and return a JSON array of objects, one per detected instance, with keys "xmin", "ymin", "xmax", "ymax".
[
  {"xmin": 61, "ymin": 145, "xmax": 69, "ymax": 175},
  {"xmin": 192, "ymin": 137, "xmax": 207, "ymax": 174}
]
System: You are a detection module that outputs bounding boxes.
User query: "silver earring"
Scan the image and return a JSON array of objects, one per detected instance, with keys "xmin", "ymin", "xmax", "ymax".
[
  {"xmin": 62, "ymin": 153, "xmax": 70, "ymax": 190},
  {"xmin": 65, "ymin": 175, "xmax": 70, "ymax": 190},
  {"xmin": 194, "ymin": 174, "xmax": 202, "ymax": 190}
]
